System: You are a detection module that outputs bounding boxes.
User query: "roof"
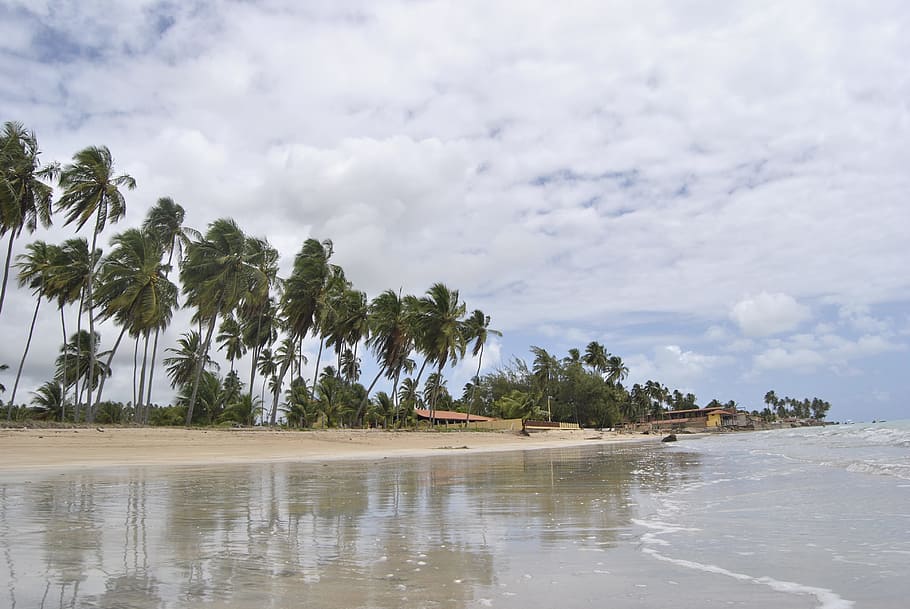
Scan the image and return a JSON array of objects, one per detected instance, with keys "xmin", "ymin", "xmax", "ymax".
[{"xmin": 414, "ymin": 409, "xmax": 495, "ymax": 422}]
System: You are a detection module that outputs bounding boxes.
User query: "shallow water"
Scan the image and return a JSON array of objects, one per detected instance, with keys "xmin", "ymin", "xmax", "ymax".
[{"xmin": 1, "ymin": 429, "xmax": 907, "ymax": 608}]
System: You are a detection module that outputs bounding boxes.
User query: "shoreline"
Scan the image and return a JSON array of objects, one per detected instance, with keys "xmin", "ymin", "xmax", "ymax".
[{"xmin": 0, "ymin": 426, "xmax": 658, "ymax": 473}]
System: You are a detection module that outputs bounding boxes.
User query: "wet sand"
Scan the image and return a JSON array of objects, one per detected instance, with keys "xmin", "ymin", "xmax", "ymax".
[{"xmin": 0, "ymin": 426, "xmax": 651, "ymax": 471}]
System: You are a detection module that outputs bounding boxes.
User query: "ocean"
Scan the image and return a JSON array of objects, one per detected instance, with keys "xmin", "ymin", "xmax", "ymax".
[{"xmin": 1, "ymin": 422, "xmax": 907, "ymax": 608}]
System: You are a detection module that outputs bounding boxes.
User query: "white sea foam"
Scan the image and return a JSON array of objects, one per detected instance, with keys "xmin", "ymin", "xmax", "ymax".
[{"xmin": 641, "ymin": 547, "xmax": 855, "ymax": 609}]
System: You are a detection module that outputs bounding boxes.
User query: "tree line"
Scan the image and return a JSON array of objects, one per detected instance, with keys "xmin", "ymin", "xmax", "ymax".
[{"xmin": 1, "ymin": 121, "xmax": 832, "ymax": 428}]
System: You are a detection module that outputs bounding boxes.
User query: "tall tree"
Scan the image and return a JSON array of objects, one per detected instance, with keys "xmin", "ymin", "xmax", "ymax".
[
  {"xmin": 0, "ymin": 121, "xmax": 58, "ymax": 316},
  {"xmin": 462, "ymin": 310, "xmax": 501, "ymax": 426},
  {"xmin": 414, "ymin": 283, "xmax": 466, "ymax": 423},
  {"xmin": 180, "ymin": 219, "xmax": 264, "ymax": 425},
  {"xmin": 357, "ymin": 289, "xmax": 415, "ymax": 423},
  {"xmin": 605, "ymin": 355, "xmax": 629, "ymax": 385},
  {"xmin": 93, "ymin": 228, "xmax": 176, "ymax": 406},
  {"xmin": 281, "ymin": 238, "xmax": 338, "ymax": 387},
  {"xmin": 530, "ymin": 346, "xmax": 558, "ymax": 421},
  {"xmin": 56, "ymin": 145, "xmax": 135, "ymax": 421},
  {"xmin": 583, "ymin": 341, "xmax": 609, "ymax": 377},
  {"xmin": 141, "ymin": 197, "xmax": 196, "ymax": 420},
  {"xmin": 5, "ymin": 241, "xmax": 58, "ymax": 418}
]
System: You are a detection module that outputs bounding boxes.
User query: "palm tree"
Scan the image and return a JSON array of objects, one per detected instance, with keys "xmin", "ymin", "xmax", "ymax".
[
  {"xmin": 5, "ymin": 241, "xmax": 58, "ymax": 419},
  {"xmin": 0, "ymin": 121, "xmax": 58, "ymax": 316},
  {"xmin": 217, "ymin": 315, "xmax": 246, "ymax": 373},
  {"xmin": 530, "ymin": 346, "xmax": 558, "ymax": 421},
  {"xmin": 462, "ymin": 309, "xmax": 501, "ymax": 425},
  {"xmin": 164, "ymin": 331, "xmax": 218, "ymax": 390},
  {"xmin": 583, "ymin": 341, "xmax": 609, "ymax": 377},
  {"xmin": 281, "ymin": 238, "xmax": 339, "ymax": 388},
  {"xmin": 54, "ymin": 330, "xmax": 111, "ymax": 418},
  {"xmin": 47, "ymin": 237, "xmax": 96, "ymax": 416},
  {"xmin": 141, "ymin": 197, "xmax": 197, "ymax": 420},
  {"xmin": 605, "ymin": 355, "xmax": 629, "ymax": 385},
  {"xmin": 282, "ymin": 377, "xmax": 312, "ymax": 428},
  {"xmin": 30, "ymin": 380, "xmax": 66, "ymax": 421},
  {"xmin": 357, "ymin": 289, "xmax": 415, "ymax": 422},
  {"xmin": 56, "ymin": 145, "xmax": 135, "ymax": 421},
  {"xmin": 93, "ymin": 228, "xmax": 177, "ymax": 406},
  {"xmin": 180, "ymin": 218, "xmax": 265, "ymax": 425},
  {"xmin": 414, "ymin": 283, "xmax": 466, "ymax": 423}
]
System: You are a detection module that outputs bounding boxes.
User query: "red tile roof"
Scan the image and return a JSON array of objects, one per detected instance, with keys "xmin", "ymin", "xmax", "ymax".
[{"xmin": 414, "ymin": 409, "xmax": 494, "ymax": 422}]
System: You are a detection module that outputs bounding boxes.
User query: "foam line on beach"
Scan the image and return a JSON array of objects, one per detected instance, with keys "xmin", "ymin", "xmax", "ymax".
[{"xmin": 633, "ymin": 519, "xmax": 855, "ymax": 609}]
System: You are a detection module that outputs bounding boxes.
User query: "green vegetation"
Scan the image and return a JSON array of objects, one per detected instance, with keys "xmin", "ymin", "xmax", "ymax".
[{"xmin": 0, "ymin": 122, "xmax": 833, "ymax": 428}]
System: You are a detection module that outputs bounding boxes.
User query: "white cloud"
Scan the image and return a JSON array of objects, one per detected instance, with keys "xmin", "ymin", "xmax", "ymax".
[
  {"xmin": 730, "ymin": 292, "xmax": 811, "ymax": 337},
  {"xmin": 0, "ymin": 1, "xmax": 908, "ymax": 415},
  {"xmin": 628, "ymin": 344, "xmax": 729, "ymax": 389}
]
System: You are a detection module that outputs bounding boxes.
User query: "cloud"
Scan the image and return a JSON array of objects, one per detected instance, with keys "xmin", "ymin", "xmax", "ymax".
[
  {"xmin": 730, "ymin": 292, "xmax": 810, "ymax": 337},
  {"xmin": 627, "ymin": 344, "xmax": 729, "ymax": 390},
  {"xmin": 0, "ymin": 1, "xmax": 908, "ymax": 418}
]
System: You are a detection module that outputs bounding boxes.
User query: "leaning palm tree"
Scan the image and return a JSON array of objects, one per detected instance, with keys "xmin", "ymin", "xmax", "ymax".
[
  {"xmin": 462, "ymin": 309, "xmax": 501, "ymax": 426},
  {"xmin": 56, "ymin": 145, "xmax": 135, "ymax": 421},
  {"xmin": 281, "ymin": 238, "xmax": 339, "ymax": 388},
  {"xmin": 54, "ymin": 330, "xmax": 111, "ymax": 418},
  {"xmin": 47, "ymin": 238, "xmax": 97, "ymax": 416},
  {"xmin": 5, "ymin": 241, "xmax": 59, "ymax": 419},
  {"xmin": 415, "ymin": 283, "xmax": 466, "ymax": 423},
  {"xmin": 180, "ymin": 218, "xmax": 266, "ymax": 425},
  {"xmin": 140, "ymin": 197, "xmax": 196, "ymax": 418},
  {"xmin": 583, "ymin": 341, "xmax": 609, "ymax": 377},
  {"xmin": 164, "ymin": 331, "xmax": 218, "ymax": 390},
  {"xmin": 93, "ymin": 228, "xmax": 177, "ymax": 406},
  {"xmin": 0, "ymin": 121, "xmax": 58, "ymax": 316},
  {"xmin": 605, "ymin": 355, "xmax": 629, "ymax": 385},
  {"xmin": 356, "ymin": 289, "xmax": 415, "ymax": 423}
]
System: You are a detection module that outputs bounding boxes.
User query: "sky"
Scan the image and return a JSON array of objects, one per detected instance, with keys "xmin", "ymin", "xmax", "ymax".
[{"xmin": 0, "ymin": 0, "xmax": 908, "ymax": 422}]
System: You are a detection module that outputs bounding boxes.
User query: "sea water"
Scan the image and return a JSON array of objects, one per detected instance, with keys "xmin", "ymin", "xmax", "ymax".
[{"xmin": 0, "ymin": 423, "xmax": 907, "ymax": 608}]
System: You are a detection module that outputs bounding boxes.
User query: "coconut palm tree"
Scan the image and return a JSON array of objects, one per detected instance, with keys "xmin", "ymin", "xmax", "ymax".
[
  {"xmin": 56, "ymin": 145, "xmax": 135, "ymax": 421},
  {"xmin": 583, "ymin": 341, "xmax": 609, "ymax": 377},
  {"xmin": 605, "ymin": 355, "xmax": 629, "ymax": 385},
  {"xmin": 54, "ymin": 330, "xmax": 111, "ymax": 418},
  {"xmin": 164, "ymin": 331, "xmax": 218, "ymax": 390},
  {"xmin": 357, "ymin": 289, "xmax": 415, "ymax": 423},
  {"xmin": 414, "ymin": 283, "xmax": 466, "ymax": 423},
  {"xmin": 180, "ymin": 218, "xmax": 265, "ymax": 425},
  {"xmin": 93, "ymin": 228, "xmax": 177, "ymax": 406},
  {"xmin": 462, "ymin": 309, "xmax": 501, "ymax": 425},
  {"xmin": 0, "ymin": 121, "xmax": 58, "ymax": 316},
  {"xmin": 30, "ymin": 380, "xmax": 65, "ymax": 421},
  {"xmin": 281, "ymin": 238, "xmax": 340, "ymax": 388},
  {"xmin": 530, "ymin": 345, "xmax": 558, "ymax": 421},
  {"xmin": 140, "ymin": 197, "xmax": 197, "ymax": 419},
  {"xmin": 5, "ymin": 241, "xmax": 59, "ymax": 419},
  {"xmin": 217, "ymin": 315, "xmax": 246, "ymax": 373},
  {"xmin": 47, "ymin": 238, "xmax": 97, "ymax": 416}
]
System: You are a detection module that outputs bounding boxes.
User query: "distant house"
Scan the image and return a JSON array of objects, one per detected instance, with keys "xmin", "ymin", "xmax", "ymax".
[{"xmin": 646, "ymin": 406, "xmax": 745, "ymax": 430}]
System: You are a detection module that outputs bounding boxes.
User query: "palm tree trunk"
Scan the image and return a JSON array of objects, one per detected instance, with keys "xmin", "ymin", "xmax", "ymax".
[
  {"xmin": 132, "ymin": 336, "xmax": 139, "ymax": 416},
  {"xmin": 0, "ymin": 232, "xmax": 15, "ymax": 317},
  {"xmin": 186, "ymin": 311, "xmax": 220, "ymax": 426},
  {"xmin": 73, "ymin": 294, "xmax": 84, "ymax": 421},
  {"xmin": 138, "ymin": 333, "xmax": 151, "ymax": 424},
  {"xmin": 85, "ymin": 231, "xmax": 99, "ymax": 423},
  {"xmin": 144, "ymin": 326, "xmax": 162, "ymax": 423},
  {"xmin": 311, "ymin": 337, "xmax": 324, "ymax": 388},
  {"xmin": 429, "ymin": 362, "xmax": 444, "ymax": 425},
  {"xmin": 6, "ymin": 297, "xmax": 41, "ymax": 419},
  {"xmin": 94, "ymin": 323, "xmax": 129, "ymax": 406},
  {"xmin": 59, "ymin": 308, "xmax": 67, "ymax": 422},
  {"xmin": 354, "ymin": 367, "xmax": 385, "ymax": 425},
  {"xmin": 466, "ymin": 343, "xmax": 484, "ymax": 428}
]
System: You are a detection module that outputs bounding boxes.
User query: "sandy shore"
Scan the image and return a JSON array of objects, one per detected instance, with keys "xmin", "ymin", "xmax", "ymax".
[{"xmin": 0, "ymin": 426, "xmax": 654, "ymax": 472}]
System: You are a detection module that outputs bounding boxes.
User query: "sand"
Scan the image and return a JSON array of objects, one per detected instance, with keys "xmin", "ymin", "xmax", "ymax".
[{"xmin": 0, "ymin": 426, "xmax": 652, "ymax": 471}]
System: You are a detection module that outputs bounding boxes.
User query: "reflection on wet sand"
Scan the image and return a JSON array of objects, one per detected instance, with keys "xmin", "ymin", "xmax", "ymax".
[{"xmin": 0, "ymin": 443, "xmax": 698, "ymax": 608}]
